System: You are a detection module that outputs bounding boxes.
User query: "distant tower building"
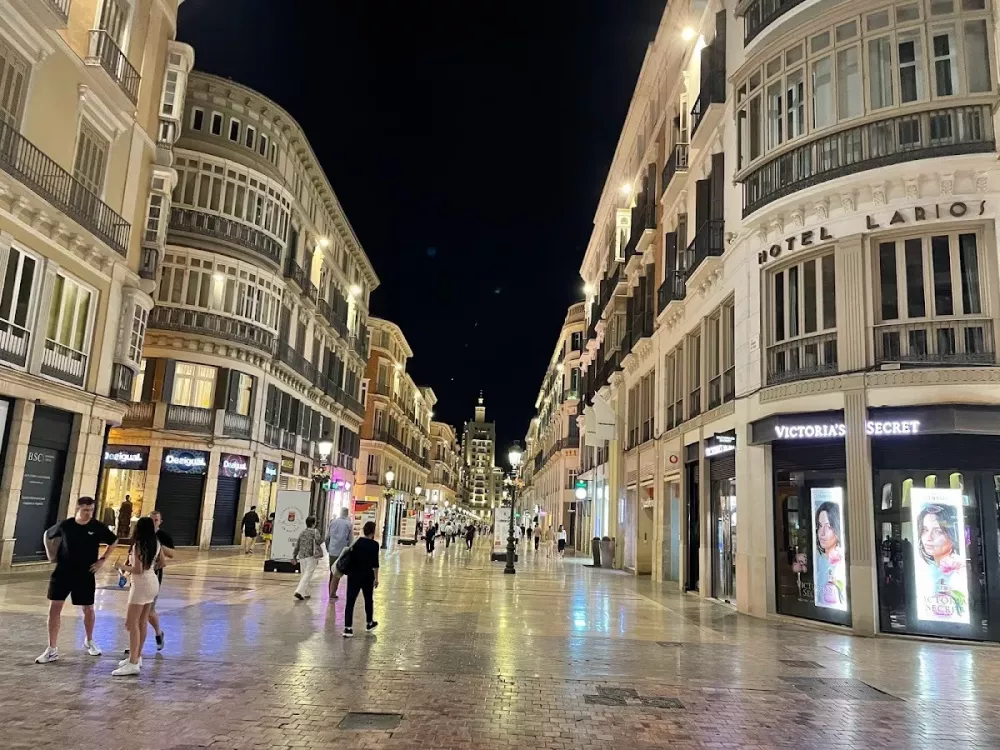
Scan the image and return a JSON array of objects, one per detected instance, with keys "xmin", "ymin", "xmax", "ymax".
[{"xmin": 462, "ymin": 392, "xmax": 497, "ymax": 508}]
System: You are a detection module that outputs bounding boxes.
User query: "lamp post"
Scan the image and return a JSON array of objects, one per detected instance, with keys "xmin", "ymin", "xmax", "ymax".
[
  {"xmin": 412, "ymin": 484, "xmax": 423, "ymax": 543},
  {"xmin": 316, "ymin": 431, "xmax": 334, "ymax": 528},
  {"xmin": 504, "ymin": 442, "xmax": 523, "ymax": 575},
  {"xmin": 381, "ymin": 468, "xmax": 395, "ymax": 550}
]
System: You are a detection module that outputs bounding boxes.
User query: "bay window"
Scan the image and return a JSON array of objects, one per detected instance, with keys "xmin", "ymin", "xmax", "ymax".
[
  {"xmin": 767, "ymin": 253, "xmax": 837, "ymax": 384},
  {"xmin": 875, "ymin": 231, "xmax": 992, "ymax": 364}
]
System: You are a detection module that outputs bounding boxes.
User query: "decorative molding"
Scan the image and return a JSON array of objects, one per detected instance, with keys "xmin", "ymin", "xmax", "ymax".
[
  {"xmin": 975, "ymin": 171, "xmax": 989, "ymax": 194},
  {"xmin": 939, "ymin": 172, "xmax": 955, "ymax": 196},
  {"xmin": 904, "ymin": 177, "xmax": 920, "ymax": 200},
  {"xmin": 840, "ymin": 192, "xmax": 856, "ymax": 213},
  {"xmin": 865, "ymin": 367, "xmax": 1000, "ymax": 388},
  {"xmin": 701, "ymin": 400, "xmax": 735, "ymax": 424},
  {"xmin": 78, "ymin": 85, "xmax": 129, "ymax": 142},
  {"xmin": 754, "ymin": 227, "xmax": 768, "ymax": 246},
  {"xmin": 759, "ymin": 374, "xmax": 850, "ymax": 403},
  {"xmin": 769, "ymin": 217, "xmax": 784, "ymax": 236},
  {"xmin": 870, "ymin": 182, "xmax": 887, "ymax": 207},
  {"xmin": 813, "ymin": 199, "xmax": 829, "ymax": 221},
  {"xmin": 790, "ymin": 209, "xmax": 804, "ymax": 228}
]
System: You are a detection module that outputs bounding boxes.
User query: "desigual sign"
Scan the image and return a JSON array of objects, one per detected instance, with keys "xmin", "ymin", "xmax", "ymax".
[
  {"xmin": 866, "ymin": 200, "xmax": 986, "ymax": 229},
  {"xmin": 102, "ymin": 446, "xmax": 149, "ymax": 470},
  {"xmin": 163, "ymin": 449, "xmax": 209, "ymax": 474},
  {"xmin": 774, "ymin": 420, "xmax": 921, "ymax": 440},
  {"xmin": 220, "ymin": 453, "xmax": 249, "ymax": 478}
]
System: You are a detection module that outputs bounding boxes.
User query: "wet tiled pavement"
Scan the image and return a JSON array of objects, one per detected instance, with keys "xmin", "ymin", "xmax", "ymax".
[{"xmin": 1, "ymin": 540, "xmax": 999, "ymax": 749}]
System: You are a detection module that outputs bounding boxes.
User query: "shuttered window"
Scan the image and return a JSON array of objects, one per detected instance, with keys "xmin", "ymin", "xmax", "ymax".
[
  {"xmin": 73, "ymin": 120, "xmax": 109, "ymax": 196},
  {"xmin": 0, "ymin": 40, "xmax": 29, "ymax": 127}
]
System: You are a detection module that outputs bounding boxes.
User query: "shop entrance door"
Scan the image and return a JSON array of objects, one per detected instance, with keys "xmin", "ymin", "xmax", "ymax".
[
  {"xmin": 212, "ymin": 477, "xmax": 241, "ymax": 546},
  {"xmin": 158, "ymin": 473, "xmax": 205, "ymax": 546},
  {"xmin": 685, "ymin": 462, "xmax": 699, "ymax": 591},
  {"xmin": 713, "ymin": 481, "xmax": 737, "ymax": 602}
]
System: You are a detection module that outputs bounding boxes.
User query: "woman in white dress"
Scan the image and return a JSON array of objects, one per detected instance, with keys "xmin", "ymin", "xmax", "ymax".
[{"xmin": 113, "ymin": 516, "xmax": 163, "ymax": 676}]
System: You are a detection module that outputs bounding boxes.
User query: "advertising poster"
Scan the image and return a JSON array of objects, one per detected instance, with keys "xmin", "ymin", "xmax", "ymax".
[
  {"xmin": 270, "ymin": 490, "xmax": 310, "ymax": 562},
  {"xmin": 811, "ymin": 487, "xmax": 848, "ymax": 611},
  {"xmin": 910, "ymin": 487, "xmax": 969, "ymax": 624},
  {"xmin": 353, "ymin": 500, "xmax": 378, "ymax": 539},
  {"xmin": 400, "ymin": 514, "xmax": 416, "ymax": 540},
  {"xmin": 493, "ymin": 506, "xmax": 511, "ymax": 555}
]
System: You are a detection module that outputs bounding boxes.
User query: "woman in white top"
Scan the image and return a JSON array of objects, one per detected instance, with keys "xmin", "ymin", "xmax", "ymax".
[
  {"xmin": 557, "ymin": 525, "xmax": 568, "ymax": 557},
  {"xmin": 113, "ymin": 516, "xmax": 163, "ymax": 676}
]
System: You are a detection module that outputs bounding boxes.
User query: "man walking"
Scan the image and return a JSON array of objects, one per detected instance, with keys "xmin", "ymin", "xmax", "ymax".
[
  {"xmin": 241, "ymin": 506, "xmax": 260, "ymax": 554},
  {"xmin": 36, "ymin": 496, "xmax": 118, "ymax": 664},
  {"xmin": 343, "ymin": 521, "xmax": 380, "ymax": 637},
  {"xmin": 326, "ymin": 507, "xmax": 353, "ymax": 598}
]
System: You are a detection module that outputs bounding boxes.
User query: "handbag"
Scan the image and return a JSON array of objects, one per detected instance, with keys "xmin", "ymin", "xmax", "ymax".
[{"xmin": 334, "ymin": 541, "xmax": 354, "ymax": 574}]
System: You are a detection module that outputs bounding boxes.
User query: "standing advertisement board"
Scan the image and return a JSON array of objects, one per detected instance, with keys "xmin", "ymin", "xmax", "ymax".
[
  {"xmin": 353, "ymin": 500, "xmax": 379, "ymax": 539},
  {"xmin": 264, "ymin": 490, "xmax": 310, "ymax": 572},
  {"xmin": 492, "ymin": 506, "xmax": 514, "ymax": 561}
]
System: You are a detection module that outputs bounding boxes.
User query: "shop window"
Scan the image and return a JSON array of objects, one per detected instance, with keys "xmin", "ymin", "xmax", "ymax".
[
  {"xmin": 767, "ymin": 253, "xmax": 837, "ymax": 385},
  {"xmin": 172, "ymin": 362, "xmax": 216, "ymax": 408},
  {"xmin": 874, "ymin": 231, "xmax": 990, "ymax": 365}
]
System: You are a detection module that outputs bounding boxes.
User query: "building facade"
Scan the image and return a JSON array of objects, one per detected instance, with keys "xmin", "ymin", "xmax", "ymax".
[
  {"xmin": 573, "ymin": 0, "xmax": 1000, "ymax": 642},
  {"xmin": 426, "ymin": 420, "xmax": 461, "ymax": 514},
  {"xmin": 0, "ymin": 0, "xmax": 189, "ymax": 567},
  {"xmin": 520, "ymin": 303, "xmax": 586, "ymax": 546},
  {"xmin": 355, "ymin": 317, "xmax": 432, "ymax": 543},
  {"xmin": 108, "ymin": 70, "xmax": 374, "ymax": 548},
  {"xmin": 461, "ymin": 394, "xmax": 498, "ymax": 509}
]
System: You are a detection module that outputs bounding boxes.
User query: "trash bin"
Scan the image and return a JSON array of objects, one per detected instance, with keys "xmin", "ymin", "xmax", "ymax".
[
  {"xmin": 591, "ymin": 537, "xmax": 601, "ymax": 566},
  {"xmin": 599, "ymin": 536, "xmax": 615, "ymax": 569}
]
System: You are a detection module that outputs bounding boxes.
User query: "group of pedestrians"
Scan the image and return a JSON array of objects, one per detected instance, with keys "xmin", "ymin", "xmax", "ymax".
[{"xmin": 35, "ymin": 497, "xmax": 175, "ymax": 677}]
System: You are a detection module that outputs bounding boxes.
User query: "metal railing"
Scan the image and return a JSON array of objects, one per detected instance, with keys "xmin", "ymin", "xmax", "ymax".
[
  {"xmin": 139, "ymin": 244, "xmax": 158, "ymax": 280},
  {"xmin": 743, "ymin": 105, "xmax": 994, "ymax": 217},
  {"xmin": 875, "ymin": 318, "xmax": 996, "ymax": 367},
  {"xmin": 665, "ymin": 400, "xmax": 684, "ymax": 432},
  {"xmin": 222, "ymin": 411, "xmax": 253, "ymax": 439},
  {"xmin": 688, "ymin": 388, "xmax": 702, "ymax": 420},
  {"xmin": 743, "ymin": 0, "xmax": 808, "ymax": 45},
  {"xmin": 277, "ymin": 341, "xmax": 316, "ymax": 383},
  {"xmin": 169, "ymin": 207, "xmax": 282, "ymax": 266},
  {"xmin": 350, "ymin": 334, "xmax": 368, "ymax": 360},
  {"xmin": 0, "ymin": 120, "xmax": 129, "ymax": 255},
  {"xmin": 148, "ymin": 306, "xmax": 275, "ymax": 354},
  {"xmin": 263, "ymin": 422, "xmax": 280, "ymax": 448},
  {"xmin": 317, "ymin": 299, "xmax": 335, "ymax": 329},
  {"xmin": 122, "ymin": 401, "xmax": 153, "ymax": 428},
  {"xmin": 683, "ymin": 219, "xmax": 725, "ymax": 280},
  {"xmin": 88, "ymin": 30, "xmax": 140, "ymax": 104},
  {"xmin": 0, "ymin": 319, "xmax": 30, "ymax": 368},
  {"xmin": 284, "ymin": 258, "xmax": 309, "ymax": 290},
  {"xmin": 691, "ymin": 67, "xmax": 726, "ymax": 137},
  {"xmin": 165, "ymin": 404, "xmax": 213, "ymax": 434},
  {"xmin": 661, "ymin": 143, "xmax": 689, "ymax": 195},
  {"xmin": 767, "ymin": 333, "xmax": 839, "ymax": 385},
  {"xmin": 41, "ymin": 339, "xmax": 87, "ymax": 387},
  {"xmin": 110, "ymin": 362, "xmax": 134, "ymax": 401},
  {"xmin": 657, "ymin": 270, "xmax": 686, "ymax": 313},
  {"xmin": 281, "ymin": 429, "xmax": 297, "ymax": 453},
  {"xmin": 45, "ymin": 0, "xmax": 72, "ymax": 23}
]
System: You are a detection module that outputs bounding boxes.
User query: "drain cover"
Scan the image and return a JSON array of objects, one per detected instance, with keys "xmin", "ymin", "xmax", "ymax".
[
  {"xmin": 597, "ymin": 686, "xmax": 639, "ymax": 699},
  {"xmin": 780, "ymin": 660, "xmax": 824, "ymax": 669},
  {"xmin": 780, "ymin": 677, "xmax": 900, "ymax": 701},
  {"xmin": 584, "ymin": 695, "xmax": 627, "ymax": 707},
  {"xmin": 338, "ymin": 712, "xmax": 403, "ymax": 730},
  {"xmin": 639, "ymin": 696, "xmax": 684, "ymax": 709}
]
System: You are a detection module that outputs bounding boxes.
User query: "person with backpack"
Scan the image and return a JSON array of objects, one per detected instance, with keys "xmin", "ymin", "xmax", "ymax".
[{"xmin": 341, "ymin": 521, "xmax": 380, "ymax": 637}]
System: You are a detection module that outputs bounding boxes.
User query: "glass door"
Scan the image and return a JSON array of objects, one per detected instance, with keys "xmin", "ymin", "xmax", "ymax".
[
  {"xmin": 685, "ymin": 462, "xmax": 699, "ymax": 590},
  {"xmin": 713, "ymin": 478, "xmax": 737, "ymax": 602}
]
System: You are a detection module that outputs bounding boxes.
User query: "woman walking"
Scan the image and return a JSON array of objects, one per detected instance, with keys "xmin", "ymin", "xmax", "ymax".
[
  {"xmin": 113, "ymin": 517, "xmax": 163, "ymax": 676},
  {"xmin": 292, "ymin": 516, "xmax": 324, "ymax": 601},
  {"xmin": 557, "ymin": 525, "xmax": 568, "ymax": 558},
  {"xmin": 343, "ymin": 521, "xmax": 380, "ymax": 637}
]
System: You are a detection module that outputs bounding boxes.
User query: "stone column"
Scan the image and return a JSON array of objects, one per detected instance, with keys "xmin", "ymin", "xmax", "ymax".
[
  {"xmin": 0, "ymin": 400, "xmax": 34, "ymax": 570},
  {"xmin": 198, "ymin": 447, "xmax": 221, "ymax": 549},
  {"xmin": 66, "ymin": 415, "xmax": 106, "ymax": 506},
  {"xmin": 835, "ymin": 234, "xmax": 867, "ymax": 371},
  {"xmin": 736, "ymin": 434, "xmax": 773, "ymax": 619},
  {"xmin": 844, "ymin": 387, "xmax": 878, "ymax": 635},
  {"xmin": 144, "ymin": 445, "xmax": 163, "ymax": 514}
]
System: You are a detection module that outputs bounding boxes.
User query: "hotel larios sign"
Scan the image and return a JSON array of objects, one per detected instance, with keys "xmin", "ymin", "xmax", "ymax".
[{"xmin": 757, "ymin": 201, "xmax": 986, "ymax": 266}]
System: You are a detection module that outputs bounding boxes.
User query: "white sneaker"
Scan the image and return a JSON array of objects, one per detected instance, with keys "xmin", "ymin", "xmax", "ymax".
[
  {"xmin": 84, "ymin": 639, "xmax": 102, "ymax": 656},
  {"xmin": 118, "ymin": 656, "xmax": 142, "ymax": 668},
  {"xmin": 112, "ymin": 661, "xmax": 140, "ymax": 677},
  {"xmin": 35, "ymin": 647, "xmax": 58, "ymax": 664}
]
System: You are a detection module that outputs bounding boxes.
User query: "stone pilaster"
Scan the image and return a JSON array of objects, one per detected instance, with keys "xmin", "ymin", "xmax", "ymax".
[
  {"xmin": 834, "ymin": 234, "xmax": 868, "ymax": 372},
  {"xmin": 198, "ymin": 447, "xmax": 221, "ymax": 549},
  {"xmin": 144, "ymin": 445, "xmax": 163, "ymax": 515},
  {"xmin": 844, "ymin": 388, "xmax": 878, "ymax": 635},
  {"xmin": 0, "ymin": 400, "xmax": 34, "ymax": 570}
]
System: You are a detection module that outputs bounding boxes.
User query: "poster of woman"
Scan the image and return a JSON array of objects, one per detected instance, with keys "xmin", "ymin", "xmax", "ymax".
[
  {"xmin": 811, "ymin": 488, "xmax": 848, "ymax": 611},
  {"xmin": 910, "ymin": 488, "xmax": 969, "ymax": 624}
]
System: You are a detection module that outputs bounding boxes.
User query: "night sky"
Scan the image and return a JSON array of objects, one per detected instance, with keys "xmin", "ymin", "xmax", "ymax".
[{"xmin": 177, "ymin": 0, "xmax": 665, "ymax": 460}]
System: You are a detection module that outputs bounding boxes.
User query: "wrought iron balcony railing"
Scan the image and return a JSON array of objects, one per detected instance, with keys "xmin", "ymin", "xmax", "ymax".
[
  {"xmin": 169, "ymin": 207, "xmax": 282, "ymax": 266},
  {"xmin": 661, "ymin": 143, "xmax": 689, "ymax": 196},
  {"xmin": 148, "ymin": 306, "xmax": 275, "ymax": 355},
  {"xmin": 88, "ymin": 30, "xmax": 140, "ymax": 104},
  {"xmin": 682, "ymin": 219, "xmax": 725, "ymax": 280}
]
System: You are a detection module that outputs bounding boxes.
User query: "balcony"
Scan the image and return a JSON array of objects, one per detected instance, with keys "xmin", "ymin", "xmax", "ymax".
[
  {"xmin": 281, "ymin": 429, "xmax": 297, "ymax": 453},
  {"xmin": 690, "ymin": 70, "xmax": 726, "ymax": 149},
  {"xmin": 657, "ymin": 270, "xmax": 686, "ymax": 314},
  {"xmin": 688, "ymin": 388, "xmax": 702, "ymax": 420},
  {"xmin": 0, "ymin": 120, "xmax": 129, "ymax": 256},
  {"xmin": 87, "ymin": 30, "xmax": 140, "ymax": 105},
  {"xmin": 263, "ymin": 422, "xmax": 280, "ymax": 448},
  {"xmin": 276, "ymin": 341, "xmax": 316, "ymax": 384},
  {"xmin": 767, "ymin": 333, "xmax": 839, "ymax": 385},
  {"xmin": 168, "ymin": 207, "xmax": 282, "ymax": 267},
  {"xmin": 625, "ymin": 199, "xmax": 656, "ymax": 272},
  {"xmin": 148, "ymin": 306, "xmax": 275, "ymax": 355},
  {"xmin": 340, "ymin": 390, "xmax": 365, "ymax": 417},
  {"xmin": 222, "ymin": 411, "xmax": 253, "ymax": 439},
  {"xmin": 660, "ymin": 143, "xmax": 689, "ymax": 205},
  {"xmin": 598, "ymin": 263, "xmax": 622, "ymax": 317},
  {"xmin": 138, "ymin": 244, "xmax": 159, "ymax": 281},
  {"xmin": 350, "ymin": 334, "xmax": 369, "ymax": 360},
  {"xmin": 742, "ymin": 105, "xmax": 995, "ymax": 218},
  {"xmin": 708, "ymin": 366, "xmax": 736, "ymax": 409},
  {"xmin": 164, "ymin": 404, "xmax": 213, "ymax": 434},
  {"xmin": 629, "ymin": 311, "xmax": 654, "ymax": 348},
  {"xmin": 110, "ymin": 362, "xmax": 134, "ymax": 401},
  {"xmin": 0, "ymin": 320, "xmax": 30, "ymax": 368},
  {"xmin": 742, "ymin": 0, "xmax": 807, "ymax": 45},
  {"xmin": 875, "ymin": 319, "xmax": 996, "ymax": 368},
  {"xmin": 683, "ymin": 220, "xmax": 725, "ymax": 282},
  {"xmin": 41, "ymin": 339, "xmax": 87, "ymax": 387},
  {"xmin": 122, "ymin": 401, "xmax": 154, "ymax": 428},
  {"xmin": 38, "ymin": 0, "xmax": 71, "ymax": 25}
]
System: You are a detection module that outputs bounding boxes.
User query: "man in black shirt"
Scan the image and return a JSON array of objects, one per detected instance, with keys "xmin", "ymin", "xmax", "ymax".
[
  {"xmin": 343, "ymin": 520, "xmax": 380, "ymax": 637},
  {"xmin": 242, "ymin": 506, "xmax": 260, "ymax": 554},
  {"xmin": 36, "ymin": 496, "xmax": 117, "ymax": 664}
]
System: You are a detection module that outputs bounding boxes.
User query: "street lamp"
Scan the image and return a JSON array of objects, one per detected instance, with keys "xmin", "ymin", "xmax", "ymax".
[
  {"xmin": 504, "ymin": 441, "xmax": 523, "ymax": 575},
  {"xmin": 381, "ymin": 468, "xmax": 395, "ymax": 549}
]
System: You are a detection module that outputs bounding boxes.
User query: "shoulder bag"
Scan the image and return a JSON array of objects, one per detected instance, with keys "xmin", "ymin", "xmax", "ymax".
[{"xmin": 334, "ymin": 539, "xmax": 356, "ymax": 574}]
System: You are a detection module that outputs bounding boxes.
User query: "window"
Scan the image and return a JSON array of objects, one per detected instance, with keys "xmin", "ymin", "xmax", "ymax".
[
  {"xmin": 898, "ymin": 31, "xmax": 925, "ymax": 102},
  {"xmin": 228, "ymin": 118, "xmax": 240, "ymax": 142},
  {"xmin": 0, "ymin": 244, "xmax": 37, "ymax": 358},
  {"xmin": 132, "ymin": 358, "xmax": 146, "ymax": 400},
  {"xmin": 570, "ymin": 331, "xmax": 583, "ymax": 351},
  {"xmin": 47, "ymin": 273, "xmax": 92, "ymax": 354},
  {"xmin": 663, "ymin": 346, "xmax": 684, "ymax": 429},
  {"xmin": 127, "ymin": 305, "xmax": 147, "ymax": 363},
  {"xmin": 837, "ymin": 46, "xmax": 863, "ymax": 119},
  {"xmin": 210, "ymin": 112, "xmax": 223, "ymax": 136},
  {"xmin": 73, "ymin": 120, "xmax": 109, "ymax": 196},
  {"xmin": 160, "ymin": 70, "xmax": 182, "ymax": 119},
  {"xmin": 244, "ymin": 125, "xmax": 255, "ymax": 150},
  {"xmin": 868, "ymin": 36, "xmax": 894, "ymax": 109},
  {"xmin": 931, "ymin": 27, "xmax": 957, "ymax": 96},
  {"xmin": 687, "ymin": 331, "xmax": 701, "ymax": 419},
  {"xmin": 0, "ymin": 39, "xmax": 30, "ymax": 128},
  {"xmin": 171, "ymin": 362, "xmax": 216, "ymax": 408},
  {"xmin": 811, "ymin": 56, "xmax": 834, "ymax": 129},
  {"xmin": 768, "ymin": 253, "xmax": 837, "ymax": 384},
  {"xmin": 964, "ymin": 20, "xmax": 991, "ymax": 92},
  {"xmin": 234, "ymin": 372, "xmax": 253, "ymax": 415},
  {"xmin": 191, "ymin": 107, "xmax": 204, "ymax": 131},
  {"xmin": 707, "ymin": 300, "xmax": 736, "ymax": 407},
  {"xmin": 143, "ymin": 192, "xmax": 165, "ymax": 246},
  {"xmin": 875, "ymin": 231, "xmax": 990, "ymax": 364},
  {"xmin": 259, "ymin": 133, "xmax": 269, "ymax": 157}
]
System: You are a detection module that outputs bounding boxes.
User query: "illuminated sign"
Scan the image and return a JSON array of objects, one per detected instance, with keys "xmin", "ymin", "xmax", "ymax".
[
  {"xmin": 102, "ymin": 446, "xmax": 149, "ymax": 470},
  {"xmin": 705, "ymin": 433, "xmax": 735, "ymax": 457},
  {"xmin": 911, "ymin": 487, "xmax": 970, "ymax": 625},
  {"xmin": 220, "ymin": 453, "xmax": 249, "ymax": 478},
  {"xmin": 262, "ymin": 461, "xmax": 279, "ymax": 482},
  {"xmin": 812, "ymin": 487, "xmax": 848, "ymax": 612},
  {"xmin": 774, "ymin": 420, "xmax": 920, "ymax": 440},
  {"xmin": 162, "ymin": 449, "xmax": 209, "ymax": 475}
]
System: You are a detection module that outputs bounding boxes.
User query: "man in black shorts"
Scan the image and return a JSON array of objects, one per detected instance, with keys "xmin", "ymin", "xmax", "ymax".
[{"xmin": 36, "ymin": 496, "xmax": 118, "ymax": 664}]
